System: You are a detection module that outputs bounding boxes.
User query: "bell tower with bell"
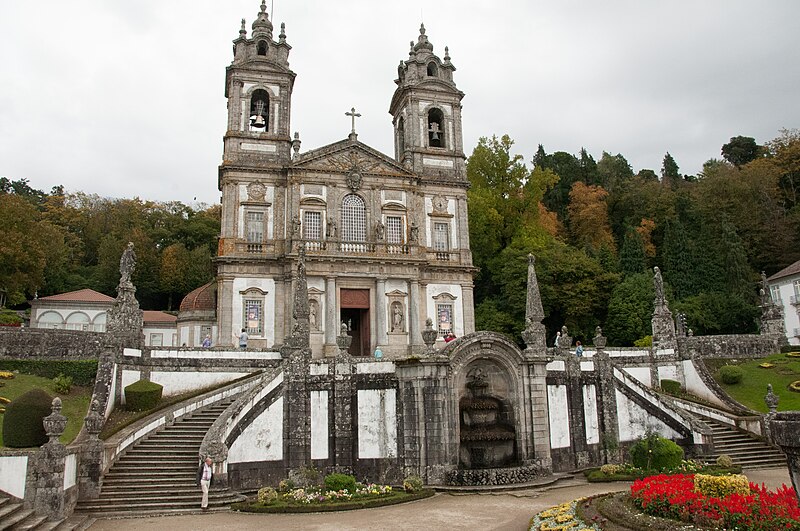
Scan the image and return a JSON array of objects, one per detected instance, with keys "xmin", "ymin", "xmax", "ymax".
[
  {"xmin": 389, "ymin": 24, "xmax": 466, "ymax": 180},
  {"xmin": 220, "ymin": 0, "xmax": 295, "ymax": 168}
]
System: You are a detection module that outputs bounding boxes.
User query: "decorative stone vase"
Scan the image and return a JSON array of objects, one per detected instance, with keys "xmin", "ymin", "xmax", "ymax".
[
  {"xmin": 43, "ymin": 397, "xmax": 67, "ymax": 443},
  {"xmin": 336, "ymin": 324, "xmax": 352, "ymax": 353},
  {"xmin": 768, "ymin": 411, "xmax": 800, "ymax": 503},
  {"xmin": 84, "ymin": 400, "xmax": 104, "ymax": 438},
  {"xmin": 421, "ymin": 318, "xmax": 438, "ymax": 355}
]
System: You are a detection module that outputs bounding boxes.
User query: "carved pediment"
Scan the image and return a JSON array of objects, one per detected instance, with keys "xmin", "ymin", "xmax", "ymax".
[{"xmin": 291, "ymin": 139, "xmax": 414, "ymax": 179}]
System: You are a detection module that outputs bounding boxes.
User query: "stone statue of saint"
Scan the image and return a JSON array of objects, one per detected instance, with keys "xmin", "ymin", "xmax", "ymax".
[
  {"xmin": 309, "ymin": 300, "xmax": 317, "ymax": 329},
  {"xmin": 760, "ymin": 272, "xmax": 772, "ymax": 305},
  {"xmin": 119, "ymin": 242, "xmax": 136, "ymax": 285},
  {"xmin": 653, "ymin": 266, "xmax": 665, "ymax": 302},
  {"xmin": 291, "ymin": 215, "xmax": 301, "ymax": 236},
  {"xmin": 375, "ymin": 220, "xmax": 385, "ymax": 241},
  {"xmin": 326, "ymin": 219, "xmax": 337, "ymax": 238},
  {"xmin": 392, "ymin": 303, "xmax": 404, "ymax": 332},
  {"xmin": 409, "ymin": 222, "xmax": 419, "ymax": 243},
  {"xmin": 340, "ymin": 322, "xmax": 349, "ymax": 336}
]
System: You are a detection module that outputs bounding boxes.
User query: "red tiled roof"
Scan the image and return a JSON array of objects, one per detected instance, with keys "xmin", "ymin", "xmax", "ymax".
[
  {"xmin": 39, "ymin": 288, "xmax": 115, "ymax": 303},
  {"xmin": 179, "ymin": 282, "xmax": 216, "ymax": 312},
  {"xmin": 143, "ymin": 311, "xmax": 177, "ymax": 324},
  {"xmin": 768, "ymin": 259, "xmax": 800, "ymax": 282}
]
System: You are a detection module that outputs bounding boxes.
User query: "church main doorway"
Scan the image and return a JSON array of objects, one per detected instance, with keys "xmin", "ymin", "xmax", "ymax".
[{"xmin": 340, "ymin": 289, "xmax": 371, "ymax": 356}]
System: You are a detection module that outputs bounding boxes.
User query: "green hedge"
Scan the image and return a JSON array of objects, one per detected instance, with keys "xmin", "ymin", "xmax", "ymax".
[
  {"xmin": 660, "ymin": 379, "xmax": 682, "ymax": 395},
  {"xmin": 0, "ymin": 359, "xmax": 98, "ymax": 386},
  {"xmin": 718, "ymin": 365, "xmax": 744, "ymax": 385},
  {"xmin": 630, "ymin": 434, "xmax": 684, "ymax": 471},
  {"xmin": 232, "ymin": 489, "xmax": 434, "ymax": 513},
  {"xmin": 324, "ymin": 473, "xmax": 357, "ymax": 493},
  {"xmin": 124, "ymin": 380, "xmax": 163, "ymax": 411},
  {"xmin": 2, "ymin": 388, "xmax": 53, "ymax": 447}
]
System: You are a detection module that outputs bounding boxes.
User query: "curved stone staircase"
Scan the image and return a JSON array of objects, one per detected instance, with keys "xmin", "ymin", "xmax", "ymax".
[
  {"xmin": 703, "ymin": 417, "xmax": 787, "ymax": 469},
  {"xmin": 75, "ymin": 396, "xmax": 243, "ymax": 518}
]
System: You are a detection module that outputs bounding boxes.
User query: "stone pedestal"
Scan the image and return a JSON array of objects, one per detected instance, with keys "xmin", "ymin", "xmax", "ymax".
[
  {"xmin": 79, "ymin": 400, "xmax": 104, "ymax": 500},
  {"xmin": 768, "ymin": 412, "xmax": 800, "ymax": 503},
  {"xmin": 34, "ymin": 398, "xmax": 68, "ymax": 521}
]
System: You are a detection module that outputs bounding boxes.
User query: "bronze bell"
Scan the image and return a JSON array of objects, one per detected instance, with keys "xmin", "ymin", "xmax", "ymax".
[{"xmin": 252, "ymin": 114, "xmax": 266, "ymax": 128}]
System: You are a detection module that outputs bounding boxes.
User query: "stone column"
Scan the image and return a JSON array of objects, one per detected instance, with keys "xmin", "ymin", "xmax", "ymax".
[
  {"xmin": 324, "ymin": 276, "xmax": 338, "ymax": 356},
  {"xmin": 768, "ymin": 411, "xmax": 800, "ymax": 504},
  {"xmin": 457, "ymin": 196, "xmax": 470, "ymax": 255},
  {"xmin": 79, "ymin": 400, "xmax": 104, "ymax": 500},
  {"xmin": 35, "ymin": 398, "xmax": 68, "ymax": 521},
  {"xmin": 333, "ymin": 329, "xmax": 354, "ymax": 472},
  {"xmin": 409, "ymin": 279, "xmax": 423, "ymax": 353},
  {"xmin": 460, "ymin": 283, "xmax": 475, "ymax": 335},
  {"xmin": 218, "ymin": 276, "xmax": 234, "ymax": 346},
  {"xmin": 376, "ymin": 277, "xmax": 388, "ymax": 347},
  {"xmin": 274, "ymin": 278, "xmax": 286, "ymax": 345},
  {"xmin": 595, "ymin": 340, "xmax": 621, "ymax": 464},
  {"xmin": 285, "ymin": 274, "xmax": 294, "ymax": 342},
  {"xmin": 523, "ymin": 360, "xmax": 552, "ymax": 471}
]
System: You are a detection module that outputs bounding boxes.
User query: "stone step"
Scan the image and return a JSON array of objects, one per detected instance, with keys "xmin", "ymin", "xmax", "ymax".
[
  {"xmin": 100, "ymin": 482, "xmax": 202, "ymax": 493},
  {"xmin": 102, "ymin": 477, "xmax": 197, "ymax": 487},
  {"xmin": 9, "ymin": 512, "xmax": 47, "ymax": 530},
  {"xmin": 94, "ymin": 490, "xmax": 235, "ymax": 502},
  {"xmin": 0, "ymin": 506, "xmax": 35, "ymax": 530},
  {"xmin": 78, "ymin": 495, "xmax": 239, "ymax": 513},
  {"xmin": 116, "ymin": 454, "xmax": 198, "ymax": 463},
  {"xmin": 0, "ymin": 500, "xmax": 25, "ymax": 520},
  {"xmin": 123, "ymin": 449, "xmax": 199, "ymax": 457}
]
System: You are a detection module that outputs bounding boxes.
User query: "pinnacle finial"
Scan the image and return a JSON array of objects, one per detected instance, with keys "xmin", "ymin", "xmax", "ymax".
[
  {"xmin": 239, "ymin": 18, "xmax": 247, "ymax": 38},
  {"xmin": 260, "ymin": 0, "xmax": 267, "ymax": 13},
  {"xmin": 419, "ymin": 23, "xmax": 426, "ymax": 35},
  {"xmin": 280, "ymin": 22, "xmax": 286, "ymax": 42},
  {"xmin": 444, "ymin": 46, "xmax": 451, "ymax": 62}
]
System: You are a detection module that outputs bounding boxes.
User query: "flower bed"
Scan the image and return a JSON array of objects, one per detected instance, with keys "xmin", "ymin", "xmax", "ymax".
[
  {"xmin": 584, "ymin": 460, "xmax": 739, "ymax": 482},
  {"xmin": 631, "ymin": 473, "xmax": 800, "ymax": 530},
  {"xmin": 233, "ymin": 482, "xmax": 434, "ymax": 513},
  {"xmin": 529, "ymin": 500, "xmax": 600, "ymax": 531}
]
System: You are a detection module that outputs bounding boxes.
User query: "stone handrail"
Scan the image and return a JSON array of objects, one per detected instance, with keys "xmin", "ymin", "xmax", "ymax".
[
  {"xmin": 669, "ymin": 395, "xmax": 763, "ymax": 437},
  {"xmin": 199, "ymin": 367, "xmax": 284, "ymax": 481},
  {"xmin": 613, "ymin": 366, "xmax": 712, "ymax": 447},
  {"xmin": 689, "ymin": 357, "xmax": 757, "ymax": 416},
  {"xmin": 101, "ymin": 371, "xmax": 263, "ymax": 476}
]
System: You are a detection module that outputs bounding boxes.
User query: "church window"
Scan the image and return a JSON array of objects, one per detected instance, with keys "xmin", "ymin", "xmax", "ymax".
[
  {"xmin": 341, "ymin": 194, "xmax": 367, "ymax": 244},
  {"xmin": 436, "ymin": 303, "xmax": 453, "ymax": 338},
  {"xmin": 243, "ymin": 299, "xmax": 263, "ymax": 335},
  {"xmin": 433, "ymin": 221, "xmax": 450, "ymax": 259},
  {"xmin": 427, "ymin": 61, "xmax": 438, "ymax": 77},
  {"xmin": 386, "ymin": 216, "xmax": 403, "ymax": 244},
  {"xmin": 427, "ymin": 108, "xmax": 444, "ymax": 148},
  {"xmin": 249, "ymin": 89, "xmax": 270, "ymax": 131},
  {"xmin": 257, "ymin": 40, "xmax": 268, "ymax": 56},
  {"xmin": 37, "ymin": 311, "xmax": 64, "ymax": 329},
  {"xmin": 303, "ymin": 211, "xmax": 322, "ymax": 240},
  {"xmin": 245, "ymin": 210, "xmax": 264, "ymax": 245},
  {"xmin": 65, "ymin": 311, "xmax": 90, "ymax": 331},
  {"xmin": 771, "ymin": 285, "xmax": 782, "ymax": 304}
]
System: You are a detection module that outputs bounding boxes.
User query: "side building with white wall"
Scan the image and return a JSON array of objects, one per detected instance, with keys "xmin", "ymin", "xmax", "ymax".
[{"xmin": 767, "ymin": 259, "xmax": 800, "ymax": 345}]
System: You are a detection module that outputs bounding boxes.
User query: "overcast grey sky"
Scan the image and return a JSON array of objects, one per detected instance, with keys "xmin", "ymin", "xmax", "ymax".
[{"xmin": 1, "ymin": 1, "xmax": 798, "ymax": 205}]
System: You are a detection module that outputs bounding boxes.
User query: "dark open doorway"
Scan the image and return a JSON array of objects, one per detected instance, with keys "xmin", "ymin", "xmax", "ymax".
[{"xmin": 340, "ymin": 288, "xmax": 371, "ymax": 357}]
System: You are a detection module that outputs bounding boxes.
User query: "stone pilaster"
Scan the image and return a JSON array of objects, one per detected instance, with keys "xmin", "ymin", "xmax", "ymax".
[
  {"xmin": 333, "ymin": 330, "xmax": 354, "ymax": 472},
  {"xmin": 409, "ymin": 279, "xmax": 423, "ymax": 352},
  {"xmin": 376, "ymin": 277, "xmax": 388, "ymax": 347},
  {"xmin": 324, "ymin": 276, "xmax": 338, "ymax": 356},
  {"xmin": 594, "ymin": 344, "xmax": 621, "ymax": 464},
  {"xmin": 460, "ymin": 283, "xmax": 475, "ymax": 335}
]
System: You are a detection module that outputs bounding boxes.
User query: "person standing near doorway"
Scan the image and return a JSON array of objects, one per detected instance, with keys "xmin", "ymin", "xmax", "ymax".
[
  {"xmin": 197, "ymin": 456, "xmax": 214, "ymax": 511},
  {"xmin": 239, "ymin": 328, "xmax": 248, "ymax": 350}
]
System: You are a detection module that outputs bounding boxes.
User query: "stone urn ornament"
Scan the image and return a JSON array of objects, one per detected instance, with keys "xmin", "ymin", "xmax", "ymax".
[
  {"xmin": 43, "ymin": 397, "xmax": 67, "ymax": 444},
  {"xmin": 421, "ymin": 318, "xmax": 438, "ymax": 355},
  {"xmin": 336, "ymin": 321, "xmax": 352, "ymax": 354}
]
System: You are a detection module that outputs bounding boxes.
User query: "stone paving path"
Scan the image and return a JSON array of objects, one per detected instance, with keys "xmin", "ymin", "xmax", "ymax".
[{"xmin": 87, "ymin": 468, "xmax": 791, "ymax": 531}]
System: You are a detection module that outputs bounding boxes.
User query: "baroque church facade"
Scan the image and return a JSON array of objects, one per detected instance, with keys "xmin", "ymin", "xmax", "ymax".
[{"xmin": 203, "ymin": 1, "xmax": 476, "ymax": 357}]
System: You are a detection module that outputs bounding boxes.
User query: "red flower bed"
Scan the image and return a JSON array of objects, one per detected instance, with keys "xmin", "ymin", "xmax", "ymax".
[{"xmin": 631, "ymin": 473, "xmax": 800, "ymax": 530}]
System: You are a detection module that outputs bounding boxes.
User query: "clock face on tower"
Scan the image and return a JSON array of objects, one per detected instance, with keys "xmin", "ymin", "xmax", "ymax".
[{"xmin": 433, "ymin": 195, "xmax": 448, "ymax": 213}]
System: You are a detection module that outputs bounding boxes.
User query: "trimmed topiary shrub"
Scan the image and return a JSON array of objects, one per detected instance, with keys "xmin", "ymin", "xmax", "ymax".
[
  {"xmin": 323, "ymin": 473, "xmax": 357, "ymax": 493},
  {"xmin": 660, "ymin": 379, "xmax": 682, "ymax": 395},
  {"xmin": 257, "ymin": 487, "xmax": 278, "ymax": 504},
  {"xmin": 630, "ymin": 434, "xmax": 685, "ymax": 471},
  {"xmin": 716, "ymin": 454, "xmax": 734, "ymax": 468},
  {"xmin": 2, "ymin": 388, "xmax": 53, "ymax": 447},
  {"xmin": 718, "ymin": 365, "xmax": 744, "ymax": 385},
  {"xmin": 402, "ymin": 475, "xmax": 424, "ymax": 493},
  {"xmin": 124, "ymin": 379, "xmax": 163, "ymax": 411}
]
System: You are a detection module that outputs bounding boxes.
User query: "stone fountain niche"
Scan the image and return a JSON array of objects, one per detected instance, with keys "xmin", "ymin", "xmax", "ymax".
[{"xmin": 459, "ymin": 362, "xmax": 517, "ymax": 469}]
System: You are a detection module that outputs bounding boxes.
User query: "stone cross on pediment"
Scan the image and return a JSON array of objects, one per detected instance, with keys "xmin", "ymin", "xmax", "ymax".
[{"xmin": 345, "ymin": 107, "xmax": 361, "ymax": 135}]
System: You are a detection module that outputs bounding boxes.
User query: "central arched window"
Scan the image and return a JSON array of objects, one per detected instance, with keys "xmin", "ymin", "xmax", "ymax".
[
  {"xmin": 427, "ymin": 62, "xmax": 438, "ymax": 77},
  {"xmin": 341, "ymin": 194, "xmax": 366, "ymax": 244},
  {"xmin": 249, "ymin": 89, "xmax": 270, "ymax": 131},
  {"xmin": 257, "ymin": 40, "xmax": 268, "ymax": 56},
  {"xmin": 428, "ymin": 108, "xmax": 444, "ymax": 148}
]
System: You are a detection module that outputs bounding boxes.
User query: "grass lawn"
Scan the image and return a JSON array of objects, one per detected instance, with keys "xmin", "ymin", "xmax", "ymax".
[
  {"xmin": 0, "ymin": 373, "xmax": 92, "ymax": 447},
  {"xmin": 708, "ymin": 353, "xmax": 800, "ymax": 413}
]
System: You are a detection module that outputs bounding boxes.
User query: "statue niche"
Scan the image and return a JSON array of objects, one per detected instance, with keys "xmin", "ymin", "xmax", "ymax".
[{"xmin": 459, "ymin": 362, "xmax": 516, "ymax": 469}]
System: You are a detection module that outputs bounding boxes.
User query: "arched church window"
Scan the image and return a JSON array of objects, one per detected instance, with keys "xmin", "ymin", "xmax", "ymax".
[
  {"xmin": 427, "ymin": 62, "xmax": 438, "ymax": 77},
  {"xmin": 427, "ymin": 108, "xmax": 444, "ymax": 148},
  {"xmin": 341, "ymin": 194, "xmax": 367, "ymax": 244},
  {"xmin": 397, "ymin": 117, "xmax": 405, "ymax": 156},
  {"xmin": 249, "ymin": 89, "xmax": 270, "ymax": 130},
  {"xmin": 257, "ymin": 40, "xmax": 268, "ymax": 56}
]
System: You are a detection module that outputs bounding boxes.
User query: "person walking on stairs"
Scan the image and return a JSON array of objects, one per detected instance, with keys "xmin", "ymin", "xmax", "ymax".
[{"xmin": 197, "ymin": 456, "xmax": 214, "ymax": 511}]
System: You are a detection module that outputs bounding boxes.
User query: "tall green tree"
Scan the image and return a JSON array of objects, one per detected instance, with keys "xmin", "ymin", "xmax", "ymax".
[
  {"xmin": 618, "ymin": 228, "xmax": 647, "ymax": 277},
  {"xmin": 721, "ymin": 136, "xmax": 761, "ymax": 167}
]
